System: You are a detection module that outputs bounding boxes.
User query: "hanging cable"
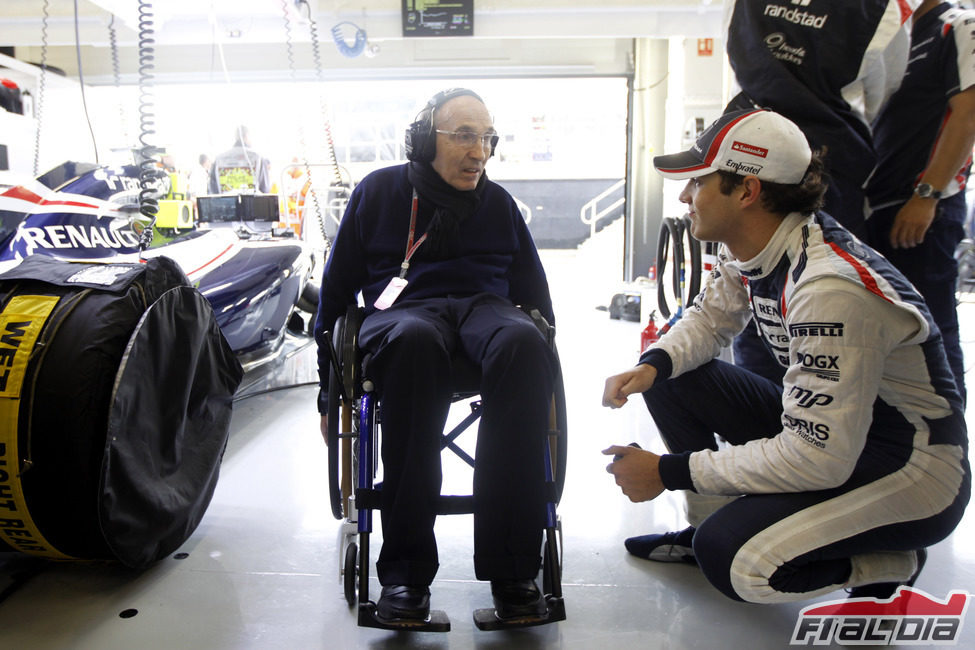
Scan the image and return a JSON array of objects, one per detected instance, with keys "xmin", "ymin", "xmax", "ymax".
[
  {"xmin": 655, "ymin": 215, "xmax": 703, "ymax": 325},
  {"xmin": 137, "ymin": 0, "xmax": 163, "ymax": 255},
  {"xmin": 107, "ymin": 15, "xmax": 130, "ymax": 147},
  {"xmin": 32, "ymin": 0, "xmax": 50, "ymax": 176},
  {"xmin": 680, "ymin": 214, "xmax": 702, "ymax": 301},
  {"xmin": 297, "ymin": 0, "xmax": 340, "ymax": 253},
  {"xmin": 304, "ymin": 4, "xmax": 342, "ymax": 185},
  {"xmin": 72, "ymin": 0, "xmax": 99, "ymax": 164},
  {"xmin": 280, "ymin": 0, "xmax": 317, "ymax": 236}
]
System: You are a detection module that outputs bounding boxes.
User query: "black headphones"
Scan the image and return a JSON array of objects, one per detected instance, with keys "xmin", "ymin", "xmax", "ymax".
[{"xmin": 404, "ymin": 88, "xmax": 495, "ymax": 162}]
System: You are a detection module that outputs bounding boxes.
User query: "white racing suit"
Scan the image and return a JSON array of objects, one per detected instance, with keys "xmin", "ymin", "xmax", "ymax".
[{"xmin": 640, "ymin": 212, "xmax": 970, "ymax": 603}]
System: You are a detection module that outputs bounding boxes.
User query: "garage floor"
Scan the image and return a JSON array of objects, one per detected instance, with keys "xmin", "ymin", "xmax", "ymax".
[{"xmin": 1, "ymin": 227, "xmax": 973, "ymax": 649}]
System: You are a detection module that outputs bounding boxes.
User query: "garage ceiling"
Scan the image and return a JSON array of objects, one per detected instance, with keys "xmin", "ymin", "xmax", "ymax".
[{"xmin": 0, "ymin": 0, "xmax": 723, "ymax": 82}]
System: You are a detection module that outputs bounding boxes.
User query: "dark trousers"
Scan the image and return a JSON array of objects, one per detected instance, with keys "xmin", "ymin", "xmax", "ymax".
[
  {"xmin": 358, "ymin": 293, "xmax": 557, "ymax": 586},
  {"xmin": 866, "ymin": 196, "xmax": 967, "ymax": 403},
  {"xmin": 643, "ymin": 359, "xmax": 970, "ymax": 602}
]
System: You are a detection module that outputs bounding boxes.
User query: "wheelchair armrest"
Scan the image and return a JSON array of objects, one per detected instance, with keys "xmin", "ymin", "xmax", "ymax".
[
  {"xmin": 524, "ymin": 306, "xmax": 555, "ymax": 347},
  {"xmin": 322, "ymin": 328, "xmax": 347, "ymax": 403}
]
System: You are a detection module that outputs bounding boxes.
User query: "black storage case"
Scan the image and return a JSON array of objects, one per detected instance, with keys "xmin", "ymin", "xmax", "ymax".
[{"xmin": 0, "ymin": 255, "xmax": 243, "ymax": 568}]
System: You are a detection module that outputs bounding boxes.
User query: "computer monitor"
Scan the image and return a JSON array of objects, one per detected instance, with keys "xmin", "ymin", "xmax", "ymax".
[
  {"xmin": 196, "ymin": 195, "xmax": 239, "ymax": 223},
  {"xmin": 239, "ymin": 194, "xmax": 279, "ymax": 222}
]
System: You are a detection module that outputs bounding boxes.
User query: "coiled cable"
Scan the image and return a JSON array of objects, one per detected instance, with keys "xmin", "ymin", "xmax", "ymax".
[
  {"xmin": 298, "ymin": 0, "xmax": 341, "ymax": 252},
  {"xmin": 107, "ymin": 15, "xmax": 129, "ymax": 146},
  {"xmin": 32, "ymin": 0, "xmax": 50, "ymax": 176},
  {"xmin": 137, "ymin": 0, "xmax": 163, "ymax": 254},
  {"xmin": 330, "ymin": 21, "xmax": 367, "ymax": 59},
  {"xmin": 306, "ymin": 10, "xmax": 342, "ymax": 185}
]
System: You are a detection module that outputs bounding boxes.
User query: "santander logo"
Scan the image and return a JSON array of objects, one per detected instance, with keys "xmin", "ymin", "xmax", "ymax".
[{"xmin": 731, "ymin": 141, "xmax": 769, "ymax": 158}]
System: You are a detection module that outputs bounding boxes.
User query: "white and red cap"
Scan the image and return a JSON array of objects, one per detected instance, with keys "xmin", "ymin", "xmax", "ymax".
[{"xmin": 653, "ymin": 109, "xmax": 812, "ymax": 184}]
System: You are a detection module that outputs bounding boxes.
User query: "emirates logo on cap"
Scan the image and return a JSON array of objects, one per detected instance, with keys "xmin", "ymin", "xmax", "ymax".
[{"xmin": 731, "ymin": 141, "xmax": 769, "ymax": 158}]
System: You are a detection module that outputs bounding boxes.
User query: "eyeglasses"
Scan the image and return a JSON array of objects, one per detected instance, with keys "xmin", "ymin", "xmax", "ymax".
[{"xmin": 435, "ymin": 129, "xmax": 499, "ymax": 149}]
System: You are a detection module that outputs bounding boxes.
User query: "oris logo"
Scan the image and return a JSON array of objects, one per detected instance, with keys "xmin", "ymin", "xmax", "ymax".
[{"xmin": 784, "ymin": 414, "xmax": 830, "ymax": 442}]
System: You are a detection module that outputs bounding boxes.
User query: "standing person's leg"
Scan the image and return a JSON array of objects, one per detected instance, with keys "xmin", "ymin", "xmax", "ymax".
[
  {"xmin": 358, "ymin": 300, "xmax": 456, "ymax": 592},
  {"xmin": 866, "ymin": 199, "xmax": 967, "ymax": 402},
  {"xmin": 457, "ymin": 294, "xmax": 557, "ymax": 580},
  {"xmin": 821, "ymin": 167, "xmax": 867, "ymax": 239}
]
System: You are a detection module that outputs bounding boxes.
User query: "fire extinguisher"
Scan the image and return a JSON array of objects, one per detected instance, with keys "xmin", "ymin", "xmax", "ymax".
[{"xmin": 641, "ymin": 310, "xmax": 660, "ymax": 353}]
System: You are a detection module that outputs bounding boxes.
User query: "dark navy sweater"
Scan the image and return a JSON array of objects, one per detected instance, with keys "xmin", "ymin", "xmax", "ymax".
[{"xmin": 314, "ymin": 163, "xmax": 554, "ymax": 403}]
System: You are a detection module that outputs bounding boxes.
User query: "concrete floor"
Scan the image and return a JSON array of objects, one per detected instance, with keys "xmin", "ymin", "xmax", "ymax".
[{"xmin": 1, "ymin": 227, "xmax": 973, "ymax": 649}]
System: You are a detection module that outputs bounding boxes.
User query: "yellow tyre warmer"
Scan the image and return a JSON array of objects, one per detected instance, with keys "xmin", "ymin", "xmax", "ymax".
[{"xmin": 0, "ymin": 256, "xmax": 243, "ymax": 567}]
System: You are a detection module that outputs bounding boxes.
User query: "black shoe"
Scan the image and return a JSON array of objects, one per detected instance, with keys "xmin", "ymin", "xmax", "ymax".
[
  {"xmin": 847, "ymin": 548, "xmax": 927, "ymax": 600},
  {"xmin": 376, "ymin": 585, "xmax": 431, "ymax": 622},
  {"xmin": 490, "ymin": 579, "xmax": 547, "ymax": 620},
  {"xmin": 624, "ymin": 526, "xmax": 697, "ymax": 564}
]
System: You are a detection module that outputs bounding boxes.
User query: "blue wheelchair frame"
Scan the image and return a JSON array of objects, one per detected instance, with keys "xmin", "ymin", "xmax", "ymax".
[{"xmin": 325, "ymin": 305, "xmax": 567, "ymax": 632}]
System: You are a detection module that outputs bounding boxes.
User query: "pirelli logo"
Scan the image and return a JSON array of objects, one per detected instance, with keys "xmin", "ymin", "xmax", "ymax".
[
  {"xmin": 0, "ymin": 294, "xmax": 74, "ymax": 559},
  {"xmin": 788, "ymin": 321, "xmax": 844, "ymax": 337}
]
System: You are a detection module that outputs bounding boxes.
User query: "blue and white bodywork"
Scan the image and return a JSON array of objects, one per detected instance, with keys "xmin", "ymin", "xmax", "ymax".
[{"xmin": 0, "ymin": 162, "xmax": 318, "ymax": 368}]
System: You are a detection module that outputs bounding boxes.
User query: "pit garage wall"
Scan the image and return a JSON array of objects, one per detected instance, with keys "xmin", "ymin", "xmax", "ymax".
[{"xmin": 625, "ymin": 35, "xmax": 727, "ymax": 283}]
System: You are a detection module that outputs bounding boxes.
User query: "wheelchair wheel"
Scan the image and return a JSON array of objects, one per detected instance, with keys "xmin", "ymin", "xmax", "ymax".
[
  {"xmin": 326, "ymin": 318, "xmax": 345, "ymax": 520},
  {"xmin": 343, "ymin": 542, "xmax": 358, "ymax": 606},
  {"xmin": 327, "ymin": 306, "xmax": 365, "ymax": 520},
  {"xmin": 956, "ymin": 238, "xmax": 975, "ymax": 294},
  {"xmin": 551, "ymin": 343, "xmax": 568, "ymax": 503},
  {"xmin": 542, "ymin": 527, "xmax": 560, "ymax": 596}
]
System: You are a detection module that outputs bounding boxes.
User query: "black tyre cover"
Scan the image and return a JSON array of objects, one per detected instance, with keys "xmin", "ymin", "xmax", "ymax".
[
  {"xmin": 0, "ymin": 255, "xmax": 243, "ymax": 568},
  {"xmin": 100, "ymin": 285, "xmax": 242, "ymax": 568}
]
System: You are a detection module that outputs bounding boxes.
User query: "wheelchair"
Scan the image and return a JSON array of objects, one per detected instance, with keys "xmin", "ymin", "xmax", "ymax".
[{"xmin": 324, "ymin": 304, "xmax": 567, "ymax": 632}]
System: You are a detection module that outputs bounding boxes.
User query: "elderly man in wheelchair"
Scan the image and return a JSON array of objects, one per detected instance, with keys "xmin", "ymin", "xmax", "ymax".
[{"xmin": 315, "ymin": 88, "xmax": 564, "ymax": 631}]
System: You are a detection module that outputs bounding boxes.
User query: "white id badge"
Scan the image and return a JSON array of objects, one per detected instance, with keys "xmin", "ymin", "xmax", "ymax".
[{"xmin": 374, "ymin": 277, "xmax": 408, "ymax": 310}]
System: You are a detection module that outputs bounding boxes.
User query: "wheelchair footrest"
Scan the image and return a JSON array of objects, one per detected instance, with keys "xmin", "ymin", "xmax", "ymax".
[
  {"xmin": 472, "ymin": 595, "xmax": 566, "ymax": 631},
  {"xmin": 355, "ymin": 488, "xmax": 382, "ymax": 511},
  {"xmin": 357, "ymin": 602, "xmax": 451, "ymax": 632},
  {"xmin": 437, "ymin": 494, "xmax": 474, "ymax": 515}
]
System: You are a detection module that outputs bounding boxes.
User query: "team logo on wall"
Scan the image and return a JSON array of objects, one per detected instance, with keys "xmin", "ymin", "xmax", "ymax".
[{"xmin": 790, "ymin": 587, "xmax": 971, "ymax": 646}]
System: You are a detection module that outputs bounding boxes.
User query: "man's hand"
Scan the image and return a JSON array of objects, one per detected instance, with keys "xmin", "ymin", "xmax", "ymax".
[
  {"xmin": 320, "ymin": 414, "xmax": 329, "ymax": 447},
  {"xmin": 603, "ymin": 445, "xmax": 665, "ymax": 502},
  {"xmin": 889, "ymin": 196, "xmax": 937, "ymax": 249},
  {"xmin": 602, "ymin": 365, "xmax": 658, "ymax": 408}
]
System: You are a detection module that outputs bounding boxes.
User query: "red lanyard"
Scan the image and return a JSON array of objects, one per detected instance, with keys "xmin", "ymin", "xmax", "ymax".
[{"xmin": 400, "ymin": 188, "xmax": 427, "ymax": 279}]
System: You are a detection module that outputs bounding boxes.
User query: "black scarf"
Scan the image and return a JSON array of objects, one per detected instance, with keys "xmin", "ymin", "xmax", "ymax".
[{"xmin": 407, "ymin": 161, "xmax": 486, "ymax": 259}]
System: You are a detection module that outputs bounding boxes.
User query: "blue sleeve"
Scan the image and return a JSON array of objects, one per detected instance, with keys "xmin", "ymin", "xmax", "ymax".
[
  {"xmin": 638, "ymin": 348, "xmax": 674, "ymax": 381},
  {"xmin": 659, "ymin": 452, "xmax": 695, "ymax": 491}
]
